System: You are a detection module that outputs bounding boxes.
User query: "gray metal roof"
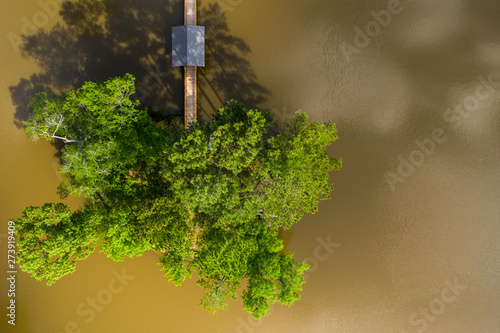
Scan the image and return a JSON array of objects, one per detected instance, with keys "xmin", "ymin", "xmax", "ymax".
[{"xmin": 172, "ymin": 25, "xmax": 205, "ymax": 67}]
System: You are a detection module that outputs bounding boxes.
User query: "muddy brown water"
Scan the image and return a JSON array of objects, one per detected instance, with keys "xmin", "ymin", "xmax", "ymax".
[{"xmin": 1, "ymin": 0, "xmax": 499, "ymax": 332}]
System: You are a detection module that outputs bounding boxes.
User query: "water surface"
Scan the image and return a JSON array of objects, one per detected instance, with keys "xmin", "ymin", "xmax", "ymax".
[{"xmin": 1, "ymin": 0, "xmax": 499, "ymax": 332}]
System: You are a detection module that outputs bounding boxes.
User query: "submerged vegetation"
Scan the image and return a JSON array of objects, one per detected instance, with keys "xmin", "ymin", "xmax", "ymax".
[{"xmin": 16, "ymin": 74, "xmax": 341, "ymax": 319}]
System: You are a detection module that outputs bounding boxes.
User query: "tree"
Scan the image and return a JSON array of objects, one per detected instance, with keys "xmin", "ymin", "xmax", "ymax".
[
  {"xmin": 24, "ymin": 73, "xmax": 164, "ymax": 198},
  {"xmin": 17, "ymin": 75, "xmax": 342, "ymax": 319},
  {"xmin": 253, "ymin": 110, "xmax": 342, "ymax": 229},
  {"xmin": 16, "ymin": 203, "xmax": 96, "ymax": 285}
]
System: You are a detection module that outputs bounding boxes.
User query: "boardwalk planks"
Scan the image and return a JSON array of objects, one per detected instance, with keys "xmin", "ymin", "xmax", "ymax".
[
  {"xmin": 185, "ymin": 0, "xmax": 197, "ymax": 128},
  {"xmin": 185, "ymin": 66, "xmax": 197, "ymax": 126}
]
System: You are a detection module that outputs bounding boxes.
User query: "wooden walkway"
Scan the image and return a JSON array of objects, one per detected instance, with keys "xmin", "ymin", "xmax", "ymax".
[
  {"xmin": 184, "ymin": 0, "xmax": 197, "ymax": 128},
  {"xmin": 184, "ymin": 66, "xmax": 197, "ymax": 126},
  {"xmin": 185, "ymin": 0, "xmax": 196, "ymax": 25}
]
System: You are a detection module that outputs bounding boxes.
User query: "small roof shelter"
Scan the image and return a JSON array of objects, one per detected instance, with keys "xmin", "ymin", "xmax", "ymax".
[{"xmin": 172, "ymin": 25, "xmax": 205, "ymax": 67}]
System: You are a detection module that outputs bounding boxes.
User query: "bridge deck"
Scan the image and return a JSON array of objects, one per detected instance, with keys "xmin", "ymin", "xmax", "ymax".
[
  {"xmin": 184, "ymin": 0, "xmax": 197, "ymax": 128},
  {"xmin": 184, "ymin": 66, "xmax": 197, "ymax": 127},
  {"xmin": 185, "ymin": 0, "xmax": 196, "ymax": 25}
]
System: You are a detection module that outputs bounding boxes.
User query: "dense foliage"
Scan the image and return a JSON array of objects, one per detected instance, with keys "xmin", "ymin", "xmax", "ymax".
[{"xmin": 17, "ymin": 74, "xmax": 342, "ymax": 319}]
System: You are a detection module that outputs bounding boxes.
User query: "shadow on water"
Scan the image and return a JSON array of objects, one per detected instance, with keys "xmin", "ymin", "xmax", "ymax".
[
  {"xmin": 10, "ymin": 0, "xmax": 270, "ymax": 128},
  {"xmin": 198, "ymin": 4, "xmax": 270, "ymax": 119}
]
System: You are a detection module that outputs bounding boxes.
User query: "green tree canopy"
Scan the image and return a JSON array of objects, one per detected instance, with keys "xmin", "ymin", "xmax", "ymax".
[
  {"xmin": 17, "ymin": 74, "xmax": 342, "ymax": 319},
  {"xmin": 16, "ymin": 203, "xmax": 96, "ymax": 286}
]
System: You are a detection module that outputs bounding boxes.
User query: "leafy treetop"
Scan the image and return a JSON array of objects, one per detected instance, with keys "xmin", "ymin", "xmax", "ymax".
[{"xmin": 17, "ymin": 74, "xmax": 342, "ymax": 319}]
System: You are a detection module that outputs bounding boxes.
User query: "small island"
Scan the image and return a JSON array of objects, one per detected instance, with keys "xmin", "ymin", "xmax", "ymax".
[{"xmin": 16, "ymin": 73, "xmax": 341, "ymax": 319}]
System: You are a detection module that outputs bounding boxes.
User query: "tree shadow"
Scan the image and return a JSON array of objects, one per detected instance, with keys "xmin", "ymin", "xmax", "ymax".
[
  {"xmin": 10, "ymin": 0, "xmax": 270, "ymax": 128},
  {"xmin": 197, "ymin": 3, "xmax": 270, "ymax": 121}
]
